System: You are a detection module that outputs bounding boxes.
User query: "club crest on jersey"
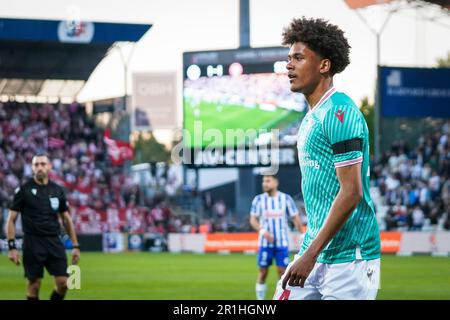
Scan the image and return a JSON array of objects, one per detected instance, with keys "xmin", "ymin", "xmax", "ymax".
[
  {"xmin": 49, "ymin": 197, "xmax": 59, "ymax": 211},
  {"xmin": 303, "ymin": 117, "xmax": 315, "ymax": 131},
  {"xmin": 335, "ymin": 110, "xmax": 345, "ymax": 123},
  {"xmin": 31, "ymin": 188, "xmax": 37, "ymax": 196}
]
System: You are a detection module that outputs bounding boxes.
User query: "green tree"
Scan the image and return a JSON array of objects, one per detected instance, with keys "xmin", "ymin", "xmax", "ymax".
[
  {"xmin": 133, "ymin": 132, "xmax": 171, "ymax": 164},
  {"xmin": 437, "ymin": 52, "xmax": 450, "ymax": 67},
  {"xmin": 360, "ymin": 97, "xmax": 375, "ymax": 156}
]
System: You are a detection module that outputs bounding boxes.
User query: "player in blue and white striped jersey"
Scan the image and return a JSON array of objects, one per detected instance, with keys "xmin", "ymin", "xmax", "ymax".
[{"xmin": 250, "ymin": 175, "xmax": 303, "ymax": 300}]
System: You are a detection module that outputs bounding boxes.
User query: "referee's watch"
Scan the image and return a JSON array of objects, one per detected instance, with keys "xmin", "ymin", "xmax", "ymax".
[{"xmin": 7, "ymin": 239, "xmax": 17, "ymax": 251}]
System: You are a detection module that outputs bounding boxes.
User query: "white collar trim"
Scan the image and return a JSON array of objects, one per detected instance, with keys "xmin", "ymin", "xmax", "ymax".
[{"xmin": 309, "ymin": 87, "xmax": 336, "ymax": 112}]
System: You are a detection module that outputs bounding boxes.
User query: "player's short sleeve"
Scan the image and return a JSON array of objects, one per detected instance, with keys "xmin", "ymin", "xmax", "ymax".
[
  {"xmin": 58, "ymin": 187, "xmax": 69, "ymax": 213},
  {"xmin": 250, "ymin": 196, "xmax": 261, "ymax": 217},
  {"xmin": 285, "ymin": 194, "xmax": 299, "ymax": 217},
  {"xmin": 9, "ymin": 187, "xmax": 24, "ymax": 212},
  {"xmin": 322, "ymin": 105, "xmax": 364, "ymax": 168}
]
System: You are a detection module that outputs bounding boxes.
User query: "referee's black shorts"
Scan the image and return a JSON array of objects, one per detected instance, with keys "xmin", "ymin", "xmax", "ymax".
[{"xmin": 22, "ymin": 234, "xmax": 68, "ymax": 280}]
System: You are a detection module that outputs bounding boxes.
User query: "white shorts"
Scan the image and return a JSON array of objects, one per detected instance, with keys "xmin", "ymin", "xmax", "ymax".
[{"xmin": 273, "ymin": 255, "xmax": 380, "ymax": 300}]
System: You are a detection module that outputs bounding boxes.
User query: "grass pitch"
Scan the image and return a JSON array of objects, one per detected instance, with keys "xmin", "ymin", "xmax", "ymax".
[
  {"xmin": 184, "ymin": 99, "xmax": 302, "ymax": 147},
  {"xmin": 1, "ymin": 252, "xmax": 449, "ymax": 300}
]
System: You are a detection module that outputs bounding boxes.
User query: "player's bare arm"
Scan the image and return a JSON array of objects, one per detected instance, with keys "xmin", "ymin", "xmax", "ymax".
[
  {"xmin": 291, "ymin": 214, "xmax": 303, "ymax": 233},
  {"xmin": 282, "ymin": 163, "xmax": 362, "ymax": 289},
  {"xmin": 250, "ymin": 215, "xmax": 274, "ymax": 243},
  {"xmin": 6, "ymin": 210, "xmax": 21, "ymax": 266},
  {"xmin": 61, "ymin": 211, "xmax": 80, "ymax": 265}
]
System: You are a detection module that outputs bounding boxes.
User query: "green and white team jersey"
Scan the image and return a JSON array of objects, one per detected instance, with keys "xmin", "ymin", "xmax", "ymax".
[{"xmin": 297, "ymin": 87, "xmax": 380, "ymax": 264}]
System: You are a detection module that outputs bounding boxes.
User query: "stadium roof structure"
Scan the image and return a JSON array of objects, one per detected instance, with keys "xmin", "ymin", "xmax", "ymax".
[
  {"xmin": 345, "ymin": 0, "xmax": 450, "ymax": 27},
  {"xmin": 0, "ymin": 17, "xmax": 152, "ymax": 101},
  {"xmin": 346, "ymin": 0, "xmax": 450, "ymax": 10}
]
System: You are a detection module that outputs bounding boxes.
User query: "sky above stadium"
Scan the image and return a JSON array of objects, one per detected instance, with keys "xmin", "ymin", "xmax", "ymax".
[{"xmin": 2, "ymin": 0, "xmax": 450, "ymax": 123}]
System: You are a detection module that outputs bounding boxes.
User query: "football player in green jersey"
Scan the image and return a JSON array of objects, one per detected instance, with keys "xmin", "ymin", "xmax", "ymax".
[{"xmin": 273, "ymin": 17, "xmax": 381, "ymax": 300}]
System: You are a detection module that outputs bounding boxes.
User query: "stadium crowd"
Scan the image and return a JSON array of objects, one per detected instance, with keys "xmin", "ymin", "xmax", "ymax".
[
  {"xmin": 371, "ymin": 121, "xmax": 450, "ymax": 231},
  {"xmin": 0, "ymin": 101, "xmax": 196, "ymax": 237}
]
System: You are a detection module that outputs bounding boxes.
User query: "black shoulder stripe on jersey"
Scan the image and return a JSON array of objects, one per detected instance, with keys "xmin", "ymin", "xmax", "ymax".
[{"xmin": 332, "ymin": 138, "xmax": 362, "ymax": 155}]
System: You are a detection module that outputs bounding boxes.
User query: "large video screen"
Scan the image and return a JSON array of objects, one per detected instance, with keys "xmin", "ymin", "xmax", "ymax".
[{"xmin": 183, "ymin": 47, "xmax": 307, "ymax": 148}]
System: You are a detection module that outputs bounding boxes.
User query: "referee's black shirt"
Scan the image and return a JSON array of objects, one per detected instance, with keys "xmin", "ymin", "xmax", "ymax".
[{"xmin": 9, "ymin": 178, "xmax": 69, "ymax": 236}]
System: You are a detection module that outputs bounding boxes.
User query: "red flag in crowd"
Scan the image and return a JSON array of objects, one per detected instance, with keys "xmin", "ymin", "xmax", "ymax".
[
  {"xmin": 48, "ymin": 137, "xmax": 66, "ymax": 149},
  {"xmin": 48, "ymin": 171, "xmax": 69, "ymax": 188},
  {"xmin": 103, "ymin": 129, "xmax": 134, "ymax": 165}
]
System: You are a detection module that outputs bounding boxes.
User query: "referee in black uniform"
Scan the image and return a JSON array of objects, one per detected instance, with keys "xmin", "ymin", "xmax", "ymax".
[{"xmin": 6, "ymin": 153, "xmax": 80, "ymax": 300}]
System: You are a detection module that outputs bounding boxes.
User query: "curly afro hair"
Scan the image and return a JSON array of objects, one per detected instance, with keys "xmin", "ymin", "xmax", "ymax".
[{"xmin": 282, "ymin": 17, "xmax": 351, "ymax": 75}]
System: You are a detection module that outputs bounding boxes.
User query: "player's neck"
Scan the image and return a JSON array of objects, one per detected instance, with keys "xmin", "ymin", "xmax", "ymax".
[
  {"xmin": 266, "ymin": 190, "xmax": 279, "ymax": 197},
  {"xmin": 305, "ymin": 78, "xmax": 334, "ymax": 111},
  {"xmin": 33, "ymin": 177, "xmax": 49, "ymax": 186}
]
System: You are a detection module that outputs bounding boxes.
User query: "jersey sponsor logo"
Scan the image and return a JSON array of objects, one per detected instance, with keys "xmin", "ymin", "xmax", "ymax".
[
  {"xmin": 298, "ymin": 152, "xmax": 320, "ymax": 169},
  {"xmin": 49, "ymin": 197, "xmax": 60, "ymax": 211},
  {"xmin": 31, "ymin": 188, "xmax": 37, "ymax": 196},
  {"xmin": 265, "ymin": 211, "xmax": 284, "ymax": 218},
  {"xmin": 335, "ymin": 109, "xmax": 345, "ymax": 123},
  {"xmin": 299, "ymin": 158, "xmax": 320, "ymax": 169}
]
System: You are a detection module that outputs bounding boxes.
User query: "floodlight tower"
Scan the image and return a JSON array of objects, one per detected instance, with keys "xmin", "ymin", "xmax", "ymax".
[{"xmin": 235, "ymin": 0, "xmax": 257, "ymax": 221}]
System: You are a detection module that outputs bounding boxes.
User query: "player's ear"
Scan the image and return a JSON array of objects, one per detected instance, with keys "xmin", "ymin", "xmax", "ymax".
[{"xmin": 319, "ymin": 58, "xmax": 331, "ymax": 74}]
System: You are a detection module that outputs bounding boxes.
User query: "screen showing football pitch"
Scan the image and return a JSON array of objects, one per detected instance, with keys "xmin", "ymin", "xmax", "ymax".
[{"xmin": 183, "ymin": 47, "xmax": 307, "ymax": 148}]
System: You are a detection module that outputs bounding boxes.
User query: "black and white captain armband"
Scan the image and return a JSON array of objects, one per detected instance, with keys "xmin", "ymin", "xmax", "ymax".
[{"xmin": 7, "ymin": 239, "xmax": 17, "ymax": 251}]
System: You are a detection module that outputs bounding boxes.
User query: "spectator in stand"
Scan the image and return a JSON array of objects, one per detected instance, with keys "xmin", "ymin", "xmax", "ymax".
[
  {"xmin": 411, "ymin": 205, "xmax": 425, "ymax": 230},
  {"xmin": 202, "ymin": 192, "xmax": 213, "ymax": 218},
  {"xmin": 384, "ymin": 208, "xmax": 397, "ymax": 231},
  {"xmin": 213, "ymin": 199, "xmax": 226, "ymax": 218},
  {"xmin": 375, "ymin": 120, "xmax": 450, "ymax": 232}
]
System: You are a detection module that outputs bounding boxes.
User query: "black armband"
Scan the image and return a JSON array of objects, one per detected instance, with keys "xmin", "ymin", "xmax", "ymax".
[
  {"xmin": 72, "ymin": 244, "xmax": 80, "ymax": 249},
  {"xmin": 8, "ymin": 239, "xmax": 17, "ymax": 251},
  {"xmin": 332, "ymin": 138, "xmax": 362, "ymax": 155}
]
